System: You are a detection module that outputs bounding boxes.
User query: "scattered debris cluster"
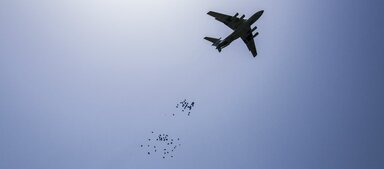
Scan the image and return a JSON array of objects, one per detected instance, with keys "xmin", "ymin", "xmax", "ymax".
[
  {"xmin": 140, "ymin": 99, "xmax": 196, "ymax": 159},
  {"xmin": 140, "ymin": 131, "xmax": 182, "ymax": 159},
  {"xmin": 174, "ymin": 99, "xmax": 195, "ymax": 116}
]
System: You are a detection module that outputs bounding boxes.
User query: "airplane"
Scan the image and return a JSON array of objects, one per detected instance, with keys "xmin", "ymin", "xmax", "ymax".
[{"xmin": 204, "ymin": 10, "xmax": 264, "ymax": 57}]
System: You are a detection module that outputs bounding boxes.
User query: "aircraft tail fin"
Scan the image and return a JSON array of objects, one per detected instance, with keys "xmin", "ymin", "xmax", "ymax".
[{"xmin": 204, "ymin": 37, "xmax": 221, "ymax": 46}]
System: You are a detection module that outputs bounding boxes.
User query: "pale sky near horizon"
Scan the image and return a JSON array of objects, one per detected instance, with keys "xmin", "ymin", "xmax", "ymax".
[{"xmin": 0, "ymin": 0, "xmax": 383, "ymax": 169}]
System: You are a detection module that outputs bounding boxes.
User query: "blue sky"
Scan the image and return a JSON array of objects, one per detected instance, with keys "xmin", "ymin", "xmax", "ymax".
[{"xmin": 0, "ymin": 0, "xmax": 383, "ymax": 169}]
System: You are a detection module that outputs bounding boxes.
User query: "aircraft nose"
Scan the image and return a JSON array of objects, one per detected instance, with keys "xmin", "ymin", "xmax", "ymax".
[{"xmin": 259, "ymin": 10, "xmax": 264, "ymax": 15}]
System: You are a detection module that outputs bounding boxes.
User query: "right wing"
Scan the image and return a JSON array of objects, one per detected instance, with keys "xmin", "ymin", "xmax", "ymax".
[
  {"xmin": 241, "ymin": 28, "xmax": 258, "ymax": 57},
  {"xmin": 207, "ymin": 11, "xmax": 244, "ymax": 30}
]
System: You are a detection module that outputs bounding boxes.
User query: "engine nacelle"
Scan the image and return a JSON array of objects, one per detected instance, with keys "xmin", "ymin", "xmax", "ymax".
[
  {"xmin": 233, "ymin": 13, "xmax": 239, "ymax": 18},
  {"xmin": 239, "ymin": 15, "xmax": 245, "ymax": 20},
  {"xmin": 251, "ymin": 26, "xmax": 257, "ymax": 32},
  {"xmin": 253, "ymin": 32, "xmax": 259, "ymax": 38}
]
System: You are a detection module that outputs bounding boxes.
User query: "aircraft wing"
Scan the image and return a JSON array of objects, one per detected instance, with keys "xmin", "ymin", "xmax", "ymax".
[
  {"xmin": 241, "ymin": 28, "xmax": 258, "ymax": 57},
  {"xmin": 207, "ymin": 11, "xmax": 244, "ymax": 30}
]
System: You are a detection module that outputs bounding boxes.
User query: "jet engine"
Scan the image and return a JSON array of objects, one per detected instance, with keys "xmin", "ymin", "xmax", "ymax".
[
  {"xmin": 239, "ymin": 15, "xmax": 245, "ymax": 20},
  {"xmin": 233, "ymin": 13, "xmax": 239, "ymax": 18},
  {"xmin": 251, "ymin": 26, "xmax": 257, "ymax": 32},
  {"xmin": 253, "ymin": 32, "xmax": 259, "ymax": 38}
]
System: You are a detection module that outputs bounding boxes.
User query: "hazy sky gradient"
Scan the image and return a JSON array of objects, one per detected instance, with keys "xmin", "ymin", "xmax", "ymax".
[{"xmin": 0, "ymin": 0, "xmax": 383, "ymax": 169}]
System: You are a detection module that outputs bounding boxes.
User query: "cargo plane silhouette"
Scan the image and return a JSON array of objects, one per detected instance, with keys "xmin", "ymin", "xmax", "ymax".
[{"xmin": 204, "ymin": 10, "xmax": 264, "ymax": 57}]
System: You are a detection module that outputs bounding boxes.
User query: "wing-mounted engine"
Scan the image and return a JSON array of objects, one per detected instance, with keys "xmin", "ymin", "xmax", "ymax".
[
  {"xmin": 253, "ymin": 32, "xmax": 259, "ymax": 38},
  {"xmin": 252, "ymin": 26, "xmax": 257, "ymax": 32},
  {"xmin": 239, "ymin": 15, "xmax": 245, "ymax": 20},
  {"xmin": 228, "ymin": 13, "xmax": 239, "ymax": 23}
]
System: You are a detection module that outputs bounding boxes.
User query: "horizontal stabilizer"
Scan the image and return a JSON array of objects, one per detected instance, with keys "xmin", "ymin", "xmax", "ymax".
[{"xmin": 204, "ymin": 37, "xmax": 220, "ymax": 44}]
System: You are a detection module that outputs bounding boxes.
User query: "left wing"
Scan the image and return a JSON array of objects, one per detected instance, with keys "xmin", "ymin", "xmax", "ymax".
[
  {"xmin": 207, "ymin": 11, "xmax": 244, "ymax": 30},
  {"xmin": 241, "ymin": 27, "xmax": 258, "ymax": 57}
]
